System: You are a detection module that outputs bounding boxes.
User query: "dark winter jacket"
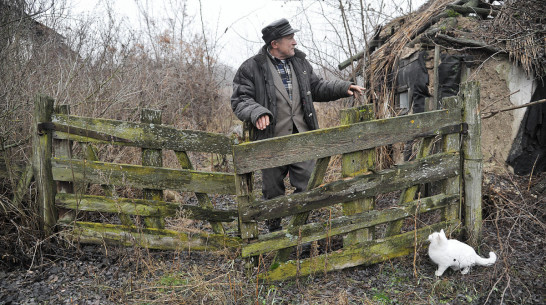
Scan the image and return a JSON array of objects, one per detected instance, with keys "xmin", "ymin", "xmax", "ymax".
[{"xmin": 231, "ymin": 45, "xmax": 353, "ymax": 140}]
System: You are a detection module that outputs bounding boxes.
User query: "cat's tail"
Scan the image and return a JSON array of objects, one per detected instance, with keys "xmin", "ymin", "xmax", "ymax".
[{"xmin": 476, "ymin": 252, "xmax": 497, "ymax": 266}]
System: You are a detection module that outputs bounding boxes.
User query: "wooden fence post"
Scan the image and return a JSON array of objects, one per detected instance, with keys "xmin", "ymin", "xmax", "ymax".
[
  {"xmin": 141, "ymin": 109, "xmax": 165, "ymax": 229},
  {"xmin": 341, "ymin": 105, "xmax": 376, "ymax": 246},
  {"xmin": 235, "ymin": 171, "xmax": 259, "ymax": 276},
  {"xmin": 32, "ymin": 95, "xmax": 57, "ymax": 235},
  {"xmin": 461, "ymin": 81, "xmax": 482, "ymax": 246},
  {"xmin": 54, "ymin": 105, "xmax": 75, "ymax": 224},
  {"xmin": 441, "ymin": 96, "xmax": 462, "ymax": 222}
]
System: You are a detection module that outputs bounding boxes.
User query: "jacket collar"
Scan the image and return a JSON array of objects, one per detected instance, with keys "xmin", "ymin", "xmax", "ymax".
[{"xmin": 254, "ymin": 45, "xmax": 306, "ymax": 65}]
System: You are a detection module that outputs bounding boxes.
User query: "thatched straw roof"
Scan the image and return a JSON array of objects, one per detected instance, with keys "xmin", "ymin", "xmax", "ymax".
[
  {"xmin": 347, "ymin": 0, "xmax": 545, "ymax": 116},
  {"xmin": 486, "ymin": 0, "xmax": 545, "ymax": 78}
]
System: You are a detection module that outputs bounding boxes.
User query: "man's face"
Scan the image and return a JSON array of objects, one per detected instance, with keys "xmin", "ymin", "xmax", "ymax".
[{"xmin": 272, "ymin": 34, "xmax": 297, "ymax": 59}]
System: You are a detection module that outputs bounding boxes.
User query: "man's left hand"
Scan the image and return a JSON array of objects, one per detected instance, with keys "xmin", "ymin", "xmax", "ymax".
[{"xmin": 347, "ymin": 85, "xmax": 365, "ymax": 96}]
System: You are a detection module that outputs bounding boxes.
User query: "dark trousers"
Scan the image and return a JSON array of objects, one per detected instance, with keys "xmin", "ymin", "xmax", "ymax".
[{"xmin": 261, "ymin": 159, "xmax": 315, "ymax": 231}]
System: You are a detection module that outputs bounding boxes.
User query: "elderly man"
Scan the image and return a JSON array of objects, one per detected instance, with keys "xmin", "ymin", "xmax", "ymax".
[{"xmin": 231, "ymin": 18, "xmax": 364, "ymax": 232}]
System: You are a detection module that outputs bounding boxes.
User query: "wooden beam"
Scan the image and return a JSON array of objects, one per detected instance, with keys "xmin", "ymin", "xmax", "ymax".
[
  {"xmin": 49, "ymin": 114, "xmax": 233, "ymax": 155},
  {"xmin": 55, "ymin": 193, "xmax": 237, "ymax": 222},
  {"xmin": 62, "ymin": 221, "xmax": 241, "ymax": 251},
  {"xmin": 341, "ymin": 105, "xmax": 376, "ymax": 246},
  {"xmin": 442, "ymin": 96, "xmax": 463, "ymax": 221},
  {"xmin": 433, "ymin": 34, "xmax": 504, "ymax": 55},
  {"xmin": 141, "ymin": 109, "xmax": 165, "ymax": 229},
  {"xmin": 11, "ymin": 163, "xmax": 33, "ymax": 211},
  {"xmin": 32, "ymin": 95, "xmax": 57, "ymax": 234},
  {"xmin": 461, "ymin": 82, "xmax": 483, "ymax": 246},
  {"xmin": 233, "ymin": 109, "xmax": 462, "ymax": 174},
  {"xmin": 261, "ymin": 220, "xmax": 460, "ymax": 281},
  {"xmin": 51, "ymin": 158, "xmax": 236, "ymax": 195},
  {"xmin": 54, "ymin": 105, "xmax": 76, "ymax": 224},
  {"xmin": 243, "ymin": 194, "xmax": 458, "ymax": 257},
  {"xmin": 446, "ymin": 4, "xmax": 499, "ymax": 17},
  {"xmin": 241, "ymin": 152, "xmax": 460, "ymax": 222}
]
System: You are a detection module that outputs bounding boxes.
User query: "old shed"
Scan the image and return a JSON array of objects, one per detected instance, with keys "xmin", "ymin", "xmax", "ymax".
[{"xmin": 341, "ymin": 0, "xmax": 545, "ymax": 175}]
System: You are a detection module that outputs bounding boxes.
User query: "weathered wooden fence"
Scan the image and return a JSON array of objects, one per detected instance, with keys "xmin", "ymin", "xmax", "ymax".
[
  {"xmin": 232, "ymin": 82, "xmax": 482, "ymax": 281},
  {"xmin": 30, "ymin": 82, "xmax": 482, "ymax": 281},
  {"xmin": 32, "ymin": 96, "xmax": 240, "ymax": 251}
]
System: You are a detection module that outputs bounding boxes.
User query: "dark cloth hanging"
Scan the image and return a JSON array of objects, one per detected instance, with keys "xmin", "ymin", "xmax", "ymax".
[
  {"xmin": 396, "ymin": 51, "xmax": 430, "ymax": 113},
  {"xmin": 507, "ymin": 81, "xmax": 546, "ymax": 175}
]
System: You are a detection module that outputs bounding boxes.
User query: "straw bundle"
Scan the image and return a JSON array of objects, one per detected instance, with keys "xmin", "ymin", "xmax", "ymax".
[
  {"xmin": 485, "ymin": 0, "xmax": 545, "ymax": 78},
  {"xmin": 361, "ymin": 0, "xmax": 454, "ymax": 118}
]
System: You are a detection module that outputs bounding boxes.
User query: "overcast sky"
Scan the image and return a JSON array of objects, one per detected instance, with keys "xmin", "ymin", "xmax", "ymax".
[{"xmin": 64, "ymin": 0, "xmax": 426, "ymax": 68}]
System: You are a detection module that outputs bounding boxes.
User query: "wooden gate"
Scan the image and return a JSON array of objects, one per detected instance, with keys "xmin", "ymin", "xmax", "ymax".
[
  {"xmin": 32, "ymin": 97, "xmax": 240, "ymax": 251},
  {"xmin": 232, "ymin": 82, "xmax": 482, "ymax": 280},
  {"xmin": 31, "ymin": 82, "xmax": 482, "ymax": 280}
]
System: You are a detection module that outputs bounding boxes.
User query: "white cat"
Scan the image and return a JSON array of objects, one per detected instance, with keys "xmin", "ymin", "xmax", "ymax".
[{"xmin": 428, "ymin": 229, "xmax": 497, "ymax": 276}]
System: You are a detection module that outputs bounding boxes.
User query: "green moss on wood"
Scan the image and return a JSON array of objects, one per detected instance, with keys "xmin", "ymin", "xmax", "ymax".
[
  {"xmin": 233, "ymin": 108, "xmax": 462, "ymax": 174},
  {"xmin": 242, "ymin": 194, "xmax": 457, "ymax": 257},
  {"xmin": 51, "ymin": 114, "xmax": 233, "ymax": 154},
  {"xmin": 241, "ymin": 152, "xmax": 460, "ymax": 222},
  {"xmin": 62, "ymin": 221, "xmax": 241, "ymax": 251},
  {"xmin": 51, "ymin": 157, "xmax": 236, "ymax": 194},
  {"xmin": 55, "ymin": 193, "xmax": 237, "ymax": 222},
  {"xmin": 260, "ymin": 220, "xmax": 460, "ymax": 281}
]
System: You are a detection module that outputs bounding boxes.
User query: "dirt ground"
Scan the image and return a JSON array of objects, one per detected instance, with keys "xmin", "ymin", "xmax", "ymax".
[{"xmin": 0, "ymin": 170, "xmax": 544, "ymax": 304}]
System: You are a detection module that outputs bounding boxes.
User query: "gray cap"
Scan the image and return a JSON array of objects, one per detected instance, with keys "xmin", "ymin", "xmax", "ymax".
[{"xmin": 261, "ymin": 18, "xmax": 299, "ymax": 46}]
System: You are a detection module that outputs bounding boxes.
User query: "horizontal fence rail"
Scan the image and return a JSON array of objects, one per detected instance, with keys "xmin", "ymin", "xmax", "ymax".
[
  {"xmin": 242, "ymin": 194, "xmax": 459, "ymax": 257},
  {"xmin": 241, "ymin": 152, "xmax": 459, "ymax": 221},
  {"xmin": 51, "ymin": 157, "xmax": 236, "ymax": 195},
  {"xmin": 45, "ymin": 113, "xmax": 234, "ymax": 154},
  {"xmin": 233, "ymin": 108, "xmax": 463, "ymax": 174},
  {"xmin": 64, "ymin": 222, "xmax": 241, "ymax": 251},
  {"xmin": 32, "ymin": 96, "xmax": 241, "ymax": 249},
  {"xmin": 55, "ymin": 193, "xmax": 237, "ymax": 222},
  {"xmin": 262, "ymin": 220, "xmax": 460, "ymax": 281}
]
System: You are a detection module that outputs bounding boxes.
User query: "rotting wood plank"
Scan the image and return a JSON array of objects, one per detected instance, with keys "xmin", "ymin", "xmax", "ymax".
[
  {"xmin": 55, "ymin": 193, "xmax": 237, "ymax": 222},
  {"xmin": 233, "ymin": 109, "xmax": 462, "ymax": 174},
  {"xmin": 260, "ymin": 220, "xmax": 460, "ymax": 281},
  {"xmin": 54, "ymin": 105, "xmax": 76, "ymax": 224},
  {"xmin": 442, "ymin": 96, "xmax": 462, "ymax": 221},
  {"xmin": 242, "ymin": 194, "xmax": 458, "ymax": 257},
  {"xmin": 51, "ymin": 158, "xmax": 236, "ymax": 195},
  {"xmin": 62, "ymin": 222, "xmax": 241, "ymax": 251},
  {"xmin": 141, "ymin": 109, "xmax": 165, "ymax": 229},
  {"xmin": 240, "ymin": 152, "xmax": 460, "ymax": 222},
  {"xmin": 49, "ymin": 114, "xmax": 233, "ymax": 155},
  {"xmin": 341, "ymin": 105, "xmax": 376, "ymax": 246},
  {"xmin": 461, "ymin": 82, "xmax": 483, "ymax": 246},
  {"xmin": 32, "ymin": 95, "xmax": 57, "ymax": 234}
]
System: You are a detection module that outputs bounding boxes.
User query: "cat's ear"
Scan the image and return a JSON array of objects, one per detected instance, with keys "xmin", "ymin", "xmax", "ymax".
[{"xmin": 440, "ymin": 229, "xmax": 445, "ymax": 235}]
